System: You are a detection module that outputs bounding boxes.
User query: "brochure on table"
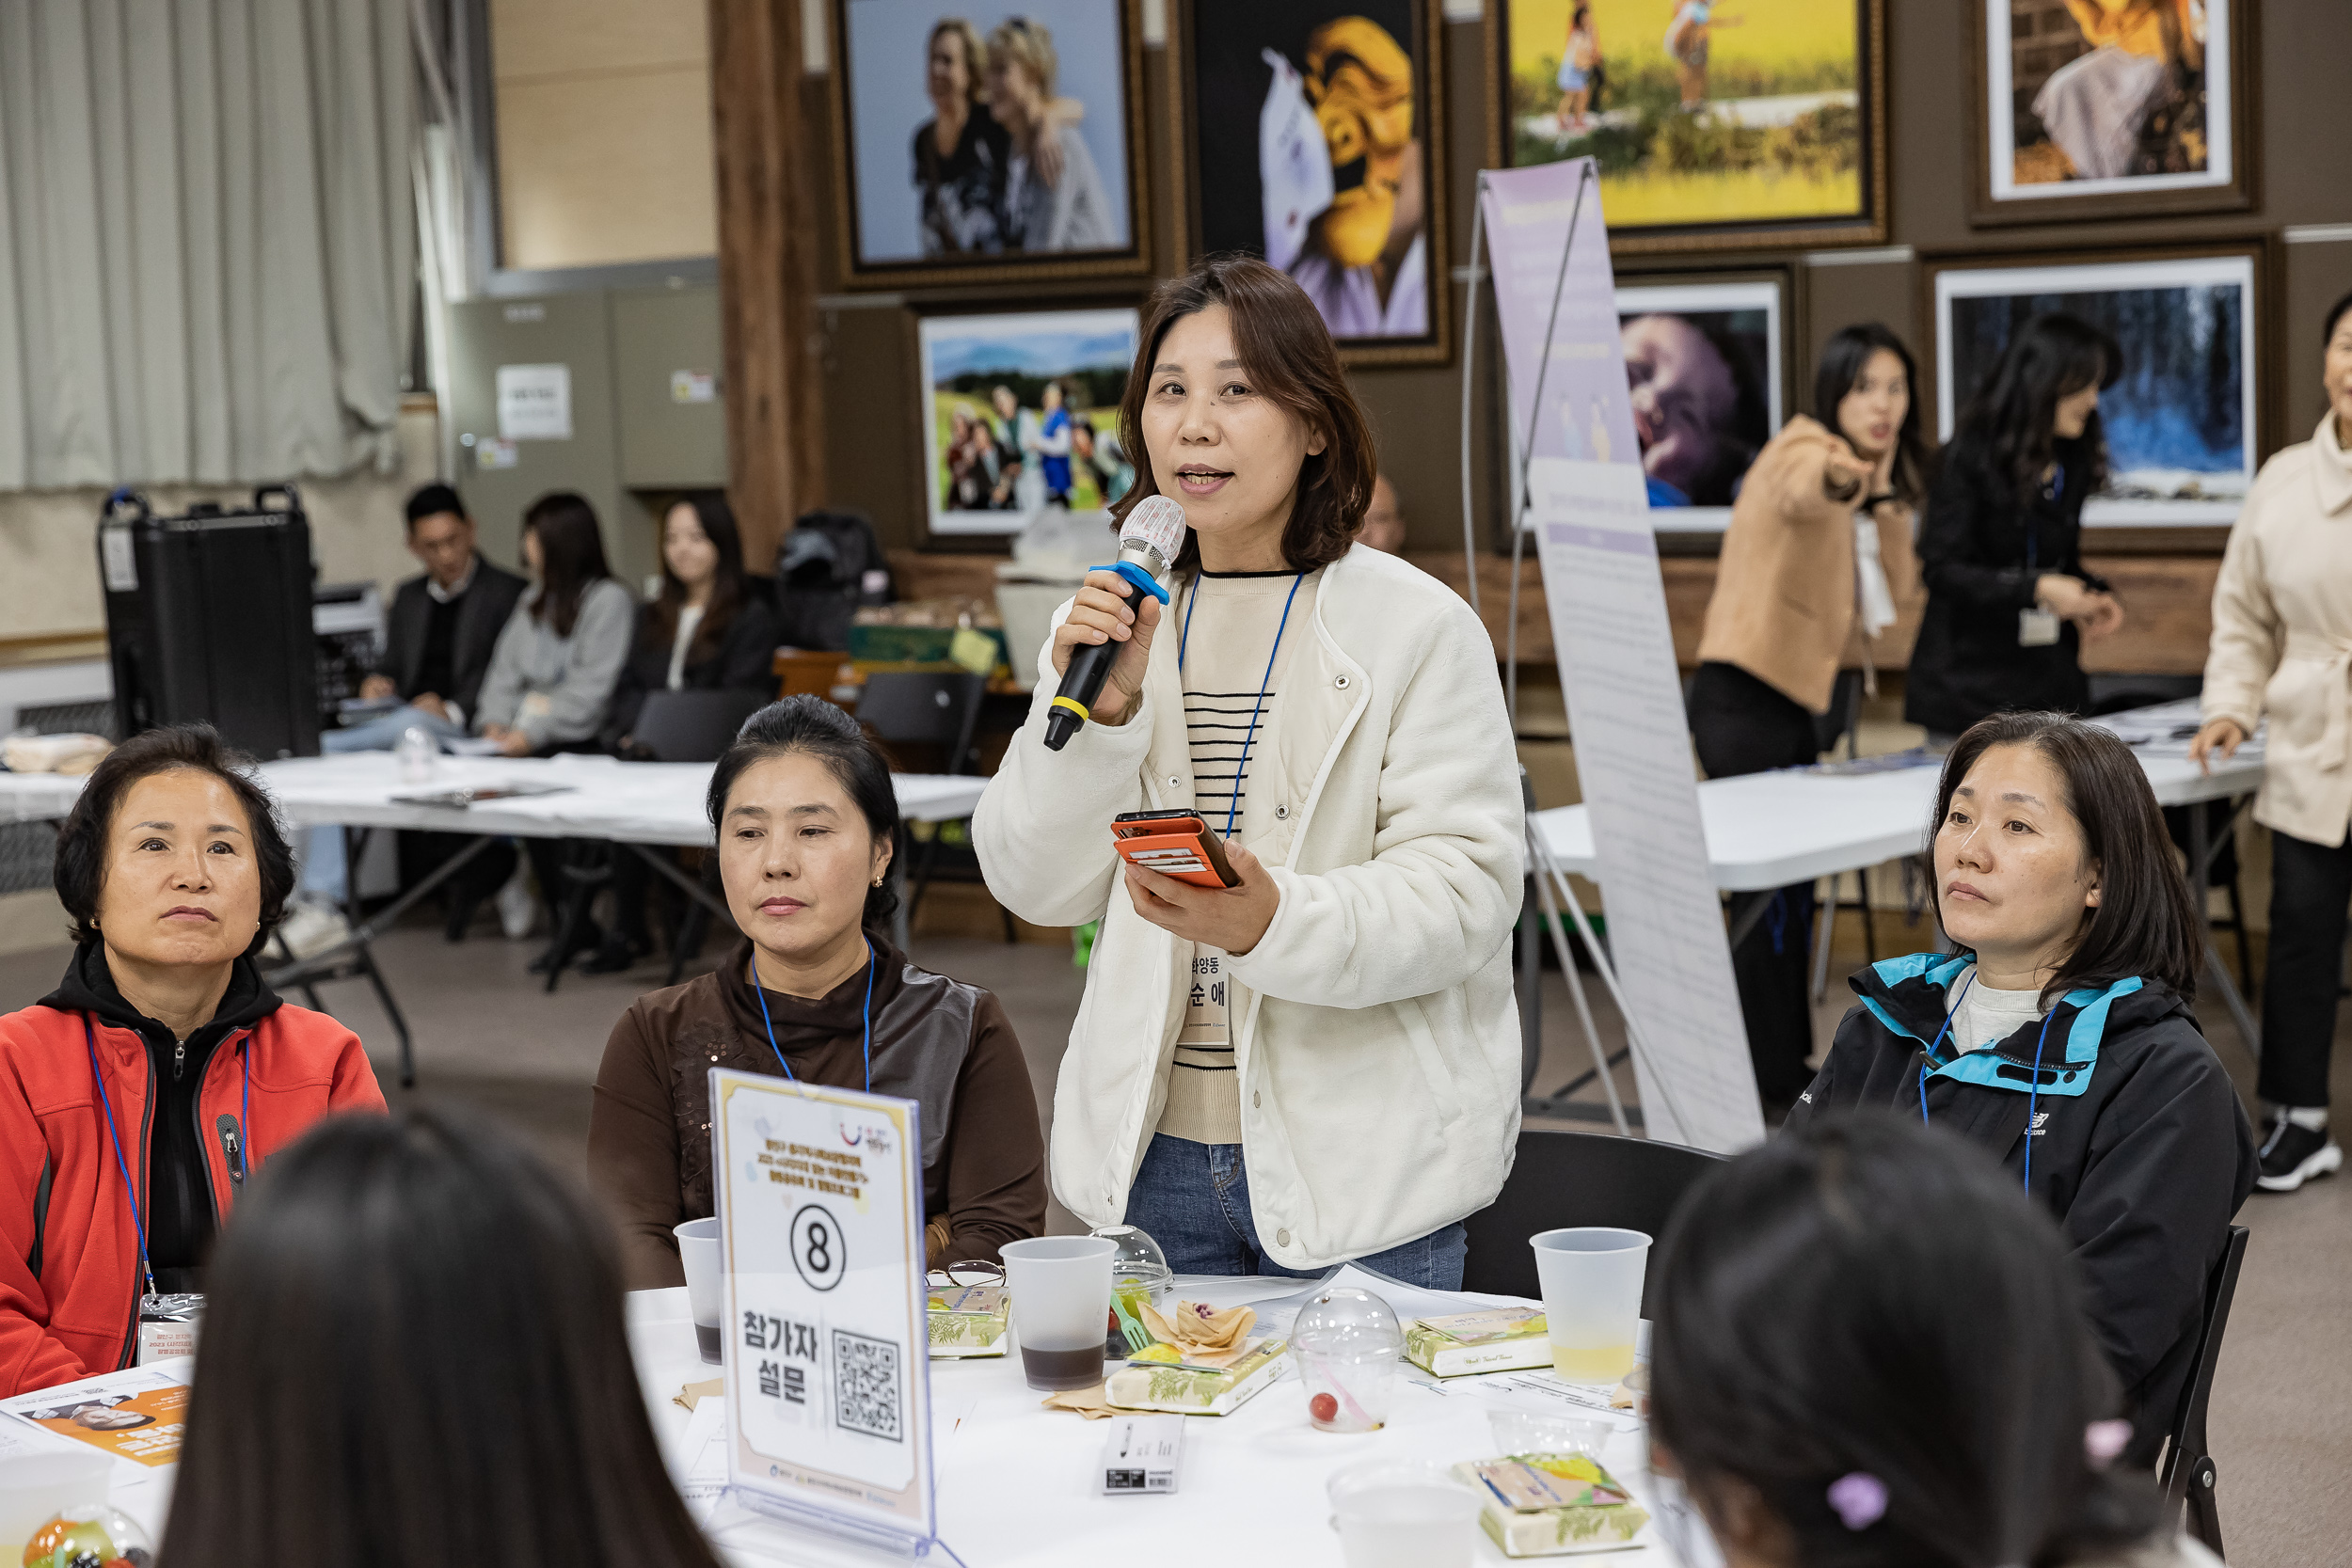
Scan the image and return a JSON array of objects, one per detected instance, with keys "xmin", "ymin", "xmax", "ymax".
[
  {"xmin": 1478, "ymin": 157, "xmax": 1765, "ymax": 1153},
  {"xmin": 711, "ymin": 1067, "xmax": 939, "ymax": 1554}
]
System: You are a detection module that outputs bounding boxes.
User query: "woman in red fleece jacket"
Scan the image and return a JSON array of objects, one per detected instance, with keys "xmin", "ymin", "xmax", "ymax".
[{"xmin": 0, "ymin": 725, "xmax": 384, "ymax": 1396}]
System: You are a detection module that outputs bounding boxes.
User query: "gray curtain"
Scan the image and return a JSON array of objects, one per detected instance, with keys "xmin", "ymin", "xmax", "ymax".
[{"xmin": 0, "ymin": 0, "xmax": 415, "ymax": 490}]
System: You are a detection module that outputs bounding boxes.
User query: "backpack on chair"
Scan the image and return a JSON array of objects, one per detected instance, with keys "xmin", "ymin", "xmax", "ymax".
[{"xmin": 774, "ymin": 509, "xmax": 895, "ymax": 652}]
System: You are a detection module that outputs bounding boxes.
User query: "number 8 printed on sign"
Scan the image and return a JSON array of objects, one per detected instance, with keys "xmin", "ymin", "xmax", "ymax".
[{"xmin": 794, "ymin": 1204, "xmax": 848, "ymax": 1292}]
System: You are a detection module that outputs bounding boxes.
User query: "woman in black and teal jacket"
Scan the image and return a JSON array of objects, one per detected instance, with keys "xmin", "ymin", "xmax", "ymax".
[{"xmin": 1787, "ymin": 711, "xmax": 2256, "ymax": 1466}]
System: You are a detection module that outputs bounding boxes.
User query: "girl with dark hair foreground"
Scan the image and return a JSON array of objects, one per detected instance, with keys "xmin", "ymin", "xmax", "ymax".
[
  {"xmin": 1653, "ymin": 1114, "xmax": 2217, "ymax": 1568},
  {"xmin": 588, "ymin": 697, "xmax": 1045, "ymax": 1283},
  {"xmin": 162, "ymin": 1105, "xmax": 720, "ymax": 1568},
  {"xmin": 0, "ymin": 725, "xmax": 384, "ymax": 1398},
  {"xmin": 1787, "ymin": 711, "xmax": 2256, "ymax": 1465}
]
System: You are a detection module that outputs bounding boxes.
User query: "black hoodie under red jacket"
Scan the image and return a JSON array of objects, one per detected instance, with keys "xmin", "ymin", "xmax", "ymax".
[{"xmin": 1785, "ymin": 953, "xmax": 2257, "ymax": 1466}]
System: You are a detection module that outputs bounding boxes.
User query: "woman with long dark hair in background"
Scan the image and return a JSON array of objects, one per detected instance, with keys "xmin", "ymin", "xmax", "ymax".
[
  {"xmin": 1906, "ymin": 312, "xmax": 2126, "ymax": 742},
  {"xmin": 1687, "ymin": 323, "xmax": 1926, "ymax": 1112},
  {"xmin": 589, "ymin": 697, "xmax": 1045, "ymax": 1283},
  {"xmin": 161, "ymin": 1105, "xmax": 722, "ymax": 1568},
  {"xmin": 585, "ymin": 494, "xmax": 783, "ymax": 975},
  {"xmin": 1651, "ymin": 1114, "xmax": 2220, "ymax": 1568}
]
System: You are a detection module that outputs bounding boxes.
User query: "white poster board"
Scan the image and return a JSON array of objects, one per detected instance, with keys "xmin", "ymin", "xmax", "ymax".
[
  {"xmin": 713, "ymin": 1068, "xmax": 937, "ymax": 1550},
  {"xmin": 1479, "ymin": 161, "xmax": 1764, "ymax": 1153},
  {"xmin": 495, "ymin": 362, "xmax": 572, "ymax": 440}
]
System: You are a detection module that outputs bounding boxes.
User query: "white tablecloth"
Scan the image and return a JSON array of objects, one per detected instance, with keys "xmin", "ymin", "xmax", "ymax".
[
  {"xmin": 0, "ymin": 754, "xmax": 990, "ymax": 843},
  {"xmin": 2, "ymin": 1283, "xmax": 1680, "ymax": 1568},
  {"xmin": 1534, "ymin": 700, "xmax": 2262, "ymax": 892}
]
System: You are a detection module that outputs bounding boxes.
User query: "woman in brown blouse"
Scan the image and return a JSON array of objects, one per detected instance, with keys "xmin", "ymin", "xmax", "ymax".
[{"xmin": 588, "ymin": 697, "xmax": 1046, "ymax": 1287}]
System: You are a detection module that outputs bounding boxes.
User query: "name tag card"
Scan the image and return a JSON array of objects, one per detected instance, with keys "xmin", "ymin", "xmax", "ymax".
[{"xmin": 712, "ymin": 1068, "xmax": 939, "ymax": 1554}]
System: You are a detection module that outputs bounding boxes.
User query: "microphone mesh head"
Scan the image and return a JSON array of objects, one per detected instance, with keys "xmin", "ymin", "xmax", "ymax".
[{"xmin": 1120, "ymin": 495, "xmax": 1187, "ymax": 565}]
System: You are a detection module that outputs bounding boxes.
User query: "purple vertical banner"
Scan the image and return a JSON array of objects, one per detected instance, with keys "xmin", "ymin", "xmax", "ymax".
[{"xmin": 1479, "ymin": 160, "xmax": 1765, "ymax": 1152}]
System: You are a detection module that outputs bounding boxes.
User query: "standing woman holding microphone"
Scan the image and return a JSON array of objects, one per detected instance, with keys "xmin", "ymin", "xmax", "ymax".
[
  {"xmin": 1688, "ymin": 323, "xmax": 1926, "ymax": 1110},
  {"xmin": 975, "ymin": 257, "xmax": 1523, "ymax": 1287},
  {"xmin": 1906, "ymin": 313, "xmax": 2126, "ymax": 743},
  {"xmin": 2191, "ymin": 287, "xmax": 2352, "ymax": 1195}
]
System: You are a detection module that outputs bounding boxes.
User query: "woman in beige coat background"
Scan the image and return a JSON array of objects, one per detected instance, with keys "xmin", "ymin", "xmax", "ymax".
[
  {"xmin": 1686, "ymin": 323, "xmax": 1925, "ymax": 1110},
  {"xmin": 2191, "ymin": 287, "xmax": 2352, "ymax": 1195}
]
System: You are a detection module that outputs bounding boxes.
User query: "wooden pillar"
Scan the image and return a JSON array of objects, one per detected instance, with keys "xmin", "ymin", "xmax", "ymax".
[{"xmin": 708, "ymin": 0, "xmax": 826, "ymax": 571}]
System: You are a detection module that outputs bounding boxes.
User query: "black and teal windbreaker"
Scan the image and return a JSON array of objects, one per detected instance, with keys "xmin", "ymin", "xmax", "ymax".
[{"xmin": 1786, "ymin": 952, "xmax": 2258, "ymax": 1465}]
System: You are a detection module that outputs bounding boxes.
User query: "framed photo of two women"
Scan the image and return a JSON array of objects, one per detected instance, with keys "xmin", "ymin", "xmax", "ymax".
[{"xmin": 827, "ymin": 0, "xmax": 1152, "ymax": 288}]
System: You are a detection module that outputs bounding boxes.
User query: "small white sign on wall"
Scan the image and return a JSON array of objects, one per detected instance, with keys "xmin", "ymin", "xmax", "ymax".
[{"xmin": 496, "ymin": 363, "xmax": 572, "ymax": 440}]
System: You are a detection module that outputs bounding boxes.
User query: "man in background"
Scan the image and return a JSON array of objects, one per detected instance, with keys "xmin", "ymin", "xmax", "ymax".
[{"xmin": 278, "ymin": 484, "xmax": 527, "ymax": 952}]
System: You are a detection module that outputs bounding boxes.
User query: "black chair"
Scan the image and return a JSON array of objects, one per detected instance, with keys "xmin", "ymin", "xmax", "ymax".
[
  {"xmin": 2160, "ymin": 1224, "xmax": 2249, "ymax": 1560},
  {"xmin": 855, "ymin": 672, "xmax": 1009, "ymax": 942},
  {"xmin": 1460, "ymin": 1130, "xmax": 1724, "ymax": 1310},
  {"xmin": 629, "ymin": 689, "xmax": 772, "ymax": 985}
]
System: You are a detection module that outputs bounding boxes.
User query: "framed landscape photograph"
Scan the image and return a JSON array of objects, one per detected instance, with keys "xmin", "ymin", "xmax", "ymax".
[
  {"xmin": 1928, "ymin": 246, "xmax": 2265, "ymax": 534},
  {"xmin": 1172, "ymin": 0, "xmax": 1450, "ymax": 365},
  {"xmin": 1486, "ymin": 0, "xmax": 1886, "ymax": 254},
  {"xmin": 1969, "ymin": 0, "xmax": 2252, "ymax": 226},
  {"xmin": 1614, "ymin": 276, "xmax": 1787, "ymax": 531},
  {"xmin": 829, "ymin": 0, "xmax": 1150, "ymax": 288},
  {"xmin": 914, "ymin": 307, "xmax": 1141, "ymax": 539}
]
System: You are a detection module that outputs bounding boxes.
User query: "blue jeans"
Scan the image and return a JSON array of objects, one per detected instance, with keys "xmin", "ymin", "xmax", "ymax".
[
  {"xmin": 1121, "ymin": 1132, "xmax": 1468, "ymax": 1289},
  {"xmin": 298, "ymin": 705, "xmax": 467, "ymax": 901}
]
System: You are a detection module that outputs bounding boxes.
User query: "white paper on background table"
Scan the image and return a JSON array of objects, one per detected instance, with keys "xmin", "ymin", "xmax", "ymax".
[
  {"xmin": 712, "ymin": 1069, "xmax": 938, "ymax": 1551},
  {"xmin": 1479, "ymin": 159, "xmax": 1764, "ymax": 1153},
  {"xmin": 494, "ymin": 363, "xmax": 572, "ymax": 440}
]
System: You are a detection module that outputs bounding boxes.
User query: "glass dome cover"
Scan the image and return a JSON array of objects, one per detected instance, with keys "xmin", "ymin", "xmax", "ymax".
[{"xmin": 1293, "ymin": 1284, "xmax": 1404, "ymax": 1362}]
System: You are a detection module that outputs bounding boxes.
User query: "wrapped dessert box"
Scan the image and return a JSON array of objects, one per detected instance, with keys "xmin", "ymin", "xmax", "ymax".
[
  {"xmin": 1406, "ymin": 1306, "xmax": 1551, "ymax": 1377},
  {"xmin": 927, "ymin": 1285, "xmax": 1009, "ymax": 1357},
  {"xmin": 1454, "ymin": 1452, "xmax": 1651, "ymax": 1557},
  {"xmin": 1104, "ymin": 1338, "xmax": 1288, "ymax": 1416}
]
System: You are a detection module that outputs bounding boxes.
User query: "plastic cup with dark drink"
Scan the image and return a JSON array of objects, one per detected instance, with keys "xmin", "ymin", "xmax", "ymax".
[
  {"xmin": 675, "ymin": 1217, "xmax": 724, "ymax": 1364},
  {"xmin": 1002, "ymin": 1236, "xmax": 1117, "ymax": 1391}
]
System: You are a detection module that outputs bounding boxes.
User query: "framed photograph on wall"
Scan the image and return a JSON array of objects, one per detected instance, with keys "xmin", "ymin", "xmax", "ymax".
[
  {"xmin": 1485, "ymin": 0, "xmax": 1887, "ymax": 255},
  {"xmin": 829, "ymin": 0, "xmax": 1151, "ymax": 289},
  {"xmin": 914, "ymin": 306, "xmax": 1142, "ymax": 539},
  {"xmin": 1613, "ymin": 275, "xmax": 1788, "ymax": 531},
  {"xmin": 1171, "ymin": 0, "xmax": 1451, "ymax": 365},
  {"xmin": 1969, "ymin": 0, "xmax": 2253, "ymax": 226},
  {"xmin": 1926, "ymin": 245, "xmax": 2266, "ymax": 535}
]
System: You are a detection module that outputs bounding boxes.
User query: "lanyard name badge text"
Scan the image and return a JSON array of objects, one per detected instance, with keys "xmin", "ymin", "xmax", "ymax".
[
  {"xmin": 711, "ymin": 1066, "xmax": 942, "ymax": 1555},
  {"xmin": 2020, "ymin": 471, "xmax": 2062, "ymax": 647}
]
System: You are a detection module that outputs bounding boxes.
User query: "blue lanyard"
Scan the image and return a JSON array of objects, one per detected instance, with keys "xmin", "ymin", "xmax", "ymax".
[
  {"xmin": 1915, "ymin": 970, "xmax": 2054, "ymax": 1196},
  {"xmin": 83, "ymin": 1015, "xmax": 251, "ymax": 1301},
  {"xmin": 753, "ymin": 945, "xmax": 877, "ymax": 1095},
  {"xmin": 1180, "ymin": 573, "xmax": 1305, "ymax": 838}
]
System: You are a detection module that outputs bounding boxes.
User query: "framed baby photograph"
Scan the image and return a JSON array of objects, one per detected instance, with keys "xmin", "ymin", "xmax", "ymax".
[
  {"xmin": 1170, "ymin": 0, "xmax": 1452, "ymax": 365},
  {"xmin": 1614, "ymin": 274, "xmax": 1788, "ymax": 532},
  {"xmin": 1968, "ymin": 0, "xmax": 2255, "ymax": 226},
  {"xmin": 1486, "ymin": 0, "xmax": 1888, "ymax": 255},
  {"xmin": 914, "ymin": 306, "xmax": 1142, "ymax": 539},
  {"xmin": 1926, "ymin": 245, "xmax": 2268, "ymax": 535},
  {"xmin": 829, "ymin": 0, "xmax": 1152, "ymax": 288}
]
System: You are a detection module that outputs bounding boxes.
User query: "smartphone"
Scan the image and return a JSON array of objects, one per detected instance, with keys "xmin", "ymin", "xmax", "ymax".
[{"xmin": 1111, "ymin": 809, "xmax": 1239, "ymax": 889}]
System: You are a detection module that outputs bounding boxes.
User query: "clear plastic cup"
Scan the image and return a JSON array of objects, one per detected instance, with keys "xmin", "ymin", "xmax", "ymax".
[
  {"xmin": 1530, "ymin": 1227, "xmax": 1650, "ymax": 1385},
  {"xmin": 675, "ymin": 1217, "xmax": 723, "ymax": 1364},
  {"xmin": 1002, "ymin": 1236, "xmax": 1116, "ymax": 1390},
  {"xmin": 1327, "ymin": 1458, "xmax": 1482, "ymax": 1568},
  {"xmin": 1488, "ymin": 1409, "xmax": 1613, "ymax": 1458}
]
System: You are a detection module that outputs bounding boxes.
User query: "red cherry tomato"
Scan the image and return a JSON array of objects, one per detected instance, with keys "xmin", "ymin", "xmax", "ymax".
[{"xmin": 1309, "ymin": 1392, "xmax": 1338, "ymax": 1424}]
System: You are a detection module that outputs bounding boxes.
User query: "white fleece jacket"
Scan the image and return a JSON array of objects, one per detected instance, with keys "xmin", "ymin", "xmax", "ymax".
[{"xmin": 974, "ymin": 544, "xmax": 1524, "ymax": 1269}]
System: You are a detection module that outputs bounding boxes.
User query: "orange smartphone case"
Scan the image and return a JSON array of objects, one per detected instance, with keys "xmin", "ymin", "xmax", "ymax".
[{"xmin": 1112, "ymin": 813, "xmax": 1239, "ymax": 888}]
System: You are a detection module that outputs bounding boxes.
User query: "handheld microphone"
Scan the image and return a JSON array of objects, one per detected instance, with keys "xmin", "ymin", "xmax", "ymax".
[{"xmin": 1043, "ymin": 495, "xmax": 1187, "ymax": 751}]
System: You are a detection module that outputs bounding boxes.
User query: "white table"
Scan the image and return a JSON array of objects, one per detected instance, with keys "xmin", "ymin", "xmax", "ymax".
[
  {"xmin": 2, "ymin": 1283, "xmax": 1679, "ymax": 1568},
  {"xmin": 1520, "ymin": 701, "xmax": 2268, "ymax": 1093},
  {"xmin": 0, "ymin": 756, "xmax": 993, "ymax": 1084}
]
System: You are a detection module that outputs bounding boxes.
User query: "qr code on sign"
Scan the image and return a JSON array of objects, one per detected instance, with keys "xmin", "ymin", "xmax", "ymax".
[{"xmin": 832, "ymin": 1329, "xmax": 903, "ymax": 1442}]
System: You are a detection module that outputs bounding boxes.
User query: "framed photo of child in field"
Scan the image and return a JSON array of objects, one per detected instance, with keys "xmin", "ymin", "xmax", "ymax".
[
  {"xmin": 1966, "ymin": 0, "xmax": 2253, "ymax": 227},
  {"xmin": 1485, "ymin": 0, "xmax": 1887, "ymax": 254}
]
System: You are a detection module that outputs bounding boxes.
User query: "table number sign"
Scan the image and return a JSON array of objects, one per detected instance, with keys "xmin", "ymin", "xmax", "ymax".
[{"xmin": 712, "ymin": 1068, "xmax": 942, "ymax": 1554}]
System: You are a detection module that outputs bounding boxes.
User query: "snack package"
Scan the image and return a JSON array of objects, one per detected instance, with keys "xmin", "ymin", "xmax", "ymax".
[
  {"xmin": 1405, "ymin": 1306, "xmax": 1550, "ymax": 1377},
  {"xmin": 927, "ymin": 1285, "xmax": 1009, "ymax": 1357},
  {"xmin": 1454, "ymin": 1451, "xmax": 1651, "ymax": 1557},
  {"xmin": 1104, "ymin": 1338, "xmax": 1289, "ymax": 1417}
]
